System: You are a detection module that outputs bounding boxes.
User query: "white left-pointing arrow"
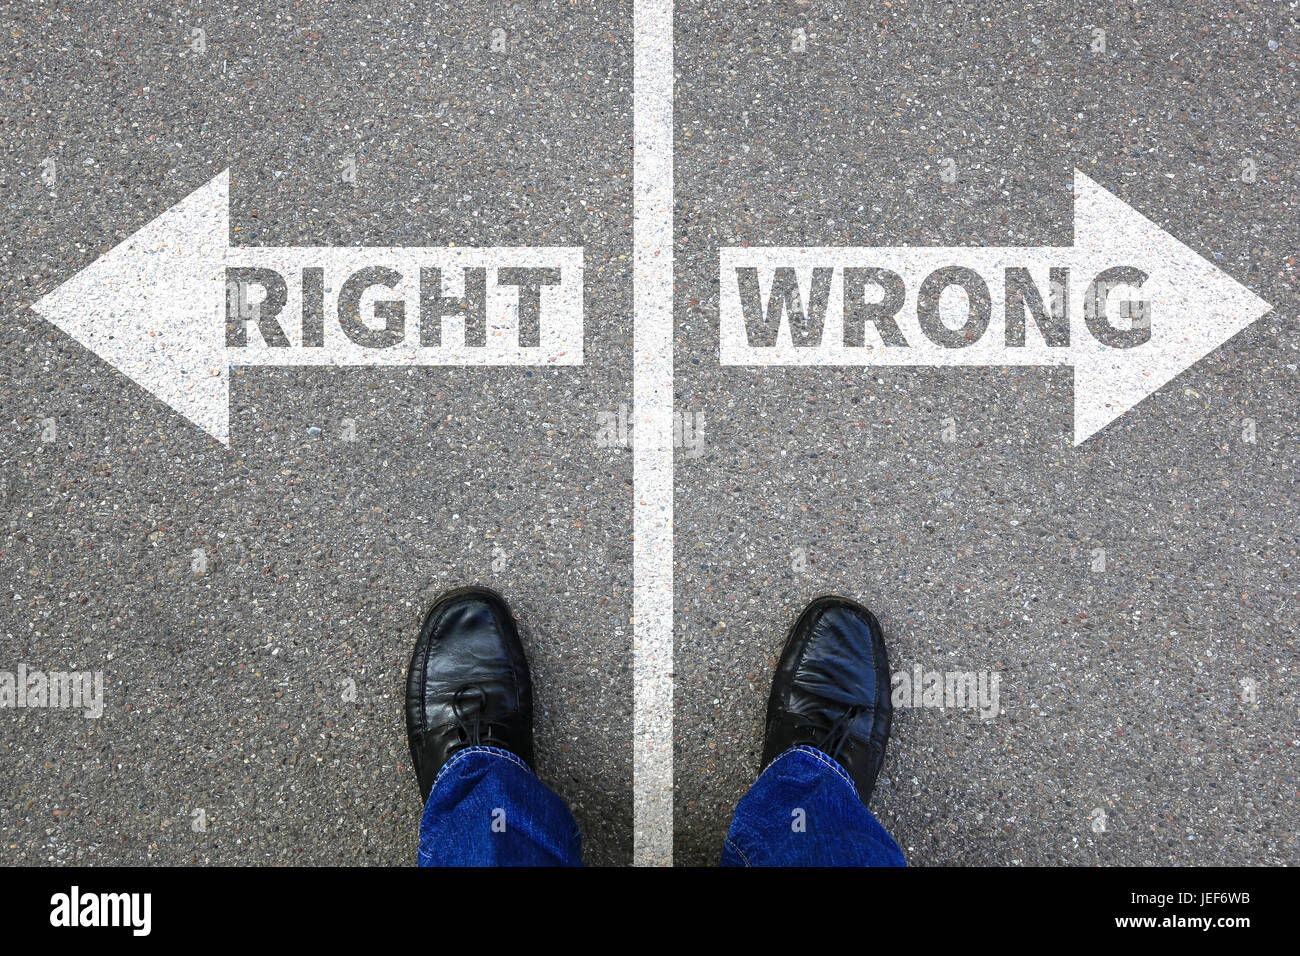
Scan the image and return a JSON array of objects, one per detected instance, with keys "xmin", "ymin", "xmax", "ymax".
[{"xmin": 31, "ymin": 169, "xmax": 584, "ymax": 445}]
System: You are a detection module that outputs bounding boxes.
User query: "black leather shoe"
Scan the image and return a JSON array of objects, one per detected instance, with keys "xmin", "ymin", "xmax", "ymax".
[
  {"xmin": 405, "ymin": 587, "xmax": 535, "ymax": 802},
  {"xmin": 762, "ymin": 595, "xmax": 892, "ymax": 805}
]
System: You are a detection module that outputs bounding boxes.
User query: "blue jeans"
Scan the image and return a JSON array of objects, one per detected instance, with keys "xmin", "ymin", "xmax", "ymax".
[
  {"xmin": 417, "ymin": 744, "xmax": 904, "ymax": 867},
  {"xmin": 719, "ymin": 745, "xmax": 906, "ymax": 866},
  {"xmin": 417, "ymin": 747, "xmax": 583, "ymax": 867}
]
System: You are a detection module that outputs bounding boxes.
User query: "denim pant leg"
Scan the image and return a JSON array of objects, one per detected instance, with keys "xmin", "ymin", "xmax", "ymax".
[
  {"xmin": 720, "ymin": 745, "xmax": 906, "ymax": 867},
  {"xmin": 417, "ymin": 746, "xmax": 583, "ymax": 866}
]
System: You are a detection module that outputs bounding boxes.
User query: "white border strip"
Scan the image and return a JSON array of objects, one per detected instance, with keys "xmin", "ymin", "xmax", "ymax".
[{"xmin": 632, "ymin": 0, "xmax": 674, "ymax": 866}]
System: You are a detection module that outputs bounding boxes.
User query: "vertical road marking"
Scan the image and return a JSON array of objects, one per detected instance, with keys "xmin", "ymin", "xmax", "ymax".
[{"xmin": 632, "ymin": 0, "xmax": 673, "ymax": 866}]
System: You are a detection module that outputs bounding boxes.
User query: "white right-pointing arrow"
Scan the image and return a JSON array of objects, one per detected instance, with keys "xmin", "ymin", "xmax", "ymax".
[
  {"xmin": 1070, "ymin": 170, "xmax": 1271, "ymax": 444},
  {"xmin": 719, "ymin": 169, "xmax": 1273, "ymax": 445}
]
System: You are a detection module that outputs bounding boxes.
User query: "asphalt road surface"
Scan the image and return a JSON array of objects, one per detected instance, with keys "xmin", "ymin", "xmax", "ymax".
[
  {"xmin": 2, "ymin": 0, "xmax": 634, "ymax": 865},
  {"xmin": 673, "ymin": 0, "xmax": 1297, "ymax": 865},
  {"xmin": 1, "ymin": 0, "xmax": 1296, "ymax": 867}
]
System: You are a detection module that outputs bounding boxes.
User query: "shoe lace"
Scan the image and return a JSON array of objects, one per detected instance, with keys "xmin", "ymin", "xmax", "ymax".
[
  {"xmin": 451, "ymin": 685, "xmax": 490, "ymax": 744},
  {"xmin": 794, "ymin": 704, "xmax": 866, "ymax": 761}
]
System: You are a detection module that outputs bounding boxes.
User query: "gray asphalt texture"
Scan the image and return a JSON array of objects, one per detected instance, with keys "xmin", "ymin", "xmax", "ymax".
[
  {"xmin": 0, "ymin": 0, "xmax": 1295, "ymax": 869},
  {"xmin": 674, "ymin": 1, "xmax": 1296, "ymax": 864},
  {"xmin": 1, "ymin": 1, "xmax": 633, "ymax": 864}
]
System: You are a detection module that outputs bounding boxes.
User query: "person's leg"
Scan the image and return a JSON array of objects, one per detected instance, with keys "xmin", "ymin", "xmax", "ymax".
[
  {"xmin": 406, "ymin": 586, "xmax": 582, "ymax": 867},
  {"xmin": 721, "ymin": 595, "xmax": 905, "ymax": 867},
  {"xmin": 417, "ymin": 746, "xmax": 581, "ymax": 866},
  {"xmin": 721, "ymin": 746, "xmax": 903, "ymax": 866}
]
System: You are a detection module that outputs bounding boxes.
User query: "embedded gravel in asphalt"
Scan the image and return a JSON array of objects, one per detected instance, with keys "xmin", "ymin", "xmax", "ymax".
[{"xmin": 0, "ymin": 1, "xmax": 1295, "ymax": 868}]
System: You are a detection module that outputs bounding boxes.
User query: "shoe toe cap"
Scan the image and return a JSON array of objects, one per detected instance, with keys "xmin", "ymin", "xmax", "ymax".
[{"xmin": 792, "ymin": 599, "xmax": 890, "ymax": 707}]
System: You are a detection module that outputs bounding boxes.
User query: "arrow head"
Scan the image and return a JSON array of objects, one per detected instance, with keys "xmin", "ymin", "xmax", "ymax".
[
  {"xmin": 1071, "ymin": 169, "xmax": 1271, "ymax": 445},
  {"xmin": 31, "ymin": 169, "xmax": 231, "ymax": 444}
]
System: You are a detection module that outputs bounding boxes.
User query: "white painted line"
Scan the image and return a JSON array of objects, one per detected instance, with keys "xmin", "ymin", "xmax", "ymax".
[{"xmin": 632, "ymin": 0, "xmax": 674, "ymax": 866}]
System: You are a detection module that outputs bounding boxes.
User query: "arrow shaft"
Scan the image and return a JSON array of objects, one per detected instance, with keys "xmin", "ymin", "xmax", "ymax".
[
  {"xmin": 718, "ymin": 246, "xmax": 1153, "ymax": 367},
  {"xmin": 223, "ymin": 246, "xmax": 583, "ymax": 365}
]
